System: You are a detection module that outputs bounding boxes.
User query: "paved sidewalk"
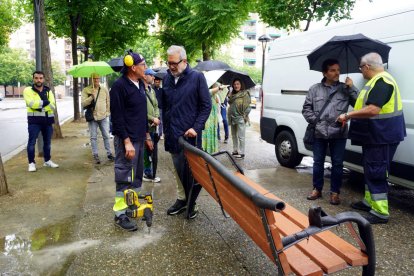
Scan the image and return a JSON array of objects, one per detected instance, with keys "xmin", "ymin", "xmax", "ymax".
[{"xmin": 0, "ymin": 120, "xmax": 413, "ymax": 275}]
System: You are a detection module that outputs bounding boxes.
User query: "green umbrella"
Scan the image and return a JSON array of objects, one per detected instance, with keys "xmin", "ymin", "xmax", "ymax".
[{"xmin": 67, "ymin": 61, "xmax": 115, "ymax": 77}]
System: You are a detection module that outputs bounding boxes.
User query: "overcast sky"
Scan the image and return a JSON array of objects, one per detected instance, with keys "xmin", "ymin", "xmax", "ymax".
[{"xmin": 309, "ymin": 0, "xmax": 414, "ymax": 30}]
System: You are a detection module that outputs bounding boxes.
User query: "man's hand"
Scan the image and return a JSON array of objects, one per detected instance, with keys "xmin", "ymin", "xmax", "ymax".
[
  {"xmin": 337, "ymin": 113, "xmax": 348, "ymax": 123},
  {"xmin": 124, "ymin": 138, "xmax": 135, "ymax": 160},
  {"xmin": 345, "ymin": 77, "xmax": 353, "ymax": 87},
  {"xmin": 184, "ymin": 128, "xmax": 197, "ymax": 138},
  {"xmin": 145, "ymin": 139, "xmax": 154, "ymax": 151},
  {"xmin": 152, "ymin": 118, "xmax": 160, "ymax": 126}
]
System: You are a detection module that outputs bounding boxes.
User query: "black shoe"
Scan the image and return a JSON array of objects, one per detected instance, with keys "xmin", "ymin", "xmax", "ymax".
[
  {"xmin": 231, "ymin": 151, "xmax": 238, "ymax": 156},
  {"xmin": 363, "ymin": 213, "xmax": 388, "ymax": 224},
  {"xmin": 114, "ymin": 214, "xmax": 138, "ymax": 231},
  {"xmin": 93, "ymin": 155, "xmax": 100, "ymax": 164},
  {"xmin": 351, "ymin": 201, "xmax": 371, "ymax": 212},
  {"xmin": 224, "ymin": 139, "xmax": 228, "ymax": 144},
  {"xmin": 167, "ymin": 199, "xmax": 187, "ymax": 215},
  {"xmin": 107, "ymin": 154, "xmax": 114, "ymax": 161},
  {"xmin": 188, "ymin": 205, "xmax": 199, "ymax": 219}
]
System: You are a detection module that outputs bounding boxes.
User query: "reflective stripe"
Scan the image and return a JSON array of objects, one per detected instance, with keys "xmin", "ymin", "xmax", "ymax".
[
  {"xmin": 28, "ymin": 100, "xmax": 37, "ymax": 108},
  {"xmin": 371, "ymin": 192, "xmax": 388, "ymax": 201},
  {"xmin": 27, "ymin": 111, "xmax": 55, "ymax": 117},
  {"xmin": 370, "ymin": 205, "xmax": 389, "ymax": 218},
  {"xmin": 370, "ymin": 109, "xmax": 403, "ymax": 119},
  {"xmin": 113, "ymin": 196, "xmax": 128, "ymax": 212},
  {"xmin": 364, "ymin": 190, "xmax": 373, "ymax": 206}
]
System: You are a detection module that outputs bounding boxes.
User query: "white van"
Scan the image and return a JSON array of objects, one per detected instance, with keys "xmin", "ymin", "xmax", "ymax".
[{"xmin": 260, "ymin": 8, "xmax": 414, "ymax": 189}]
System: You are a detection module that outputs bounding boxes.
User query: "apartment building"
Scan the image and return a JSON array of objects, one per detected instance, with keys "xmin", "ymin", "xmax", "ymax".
[{"xmin": 221, "ymin": 13, "xmax": 284, "ymax": 69}]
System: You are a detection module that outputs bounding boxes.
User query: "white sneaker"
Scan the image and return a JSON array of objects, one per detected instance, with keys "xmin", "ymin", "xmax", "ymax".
[
  {"xmin": 28, "ymin": 163, "xmax": 37, "ymax": 172},
  {"xmin": 152, "ymin": 177, "xmax": 161, "ymax": 183},
  {"xmin": 44, "ymin": 160, "xmax": 59, "ymax": 168}
]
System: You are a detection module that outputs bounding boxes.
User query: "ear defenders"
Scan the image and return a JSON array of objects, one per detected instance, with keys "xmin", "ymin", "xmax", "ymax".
[{"xmin": 124, "ymin": 49, "xmax": 134, "ymax": 67}]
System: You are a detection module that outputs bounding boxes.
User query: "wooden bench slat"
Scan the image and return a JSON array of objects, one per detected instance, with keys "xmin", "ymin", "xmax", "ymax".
[
  {"xmin": 184, "ymin": 147, "xmax": 373, "ymax": 275},
  {"xmin": 235, "ymin": 173, "xmax": 368, "ymax": 267},
  {"xmin": 209, "ymin": 169, "xmax": 325, "ymax": 275}
]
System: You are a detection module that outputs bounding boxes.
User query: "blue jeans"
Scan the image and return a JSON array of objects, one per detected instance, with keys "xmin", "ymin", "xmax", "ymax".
[
  {"xmin": 88, "ymin": 117, "xmax": 112, "ymax": 156},
  {"xmin": 217, "ymin": 105, "xmax": 229, "ymax": 140},
  {"xmin": 27, "ymin": 123, "xmax": 53, "ymax": 163},
  {"xmin": 312, "ymin": 138, "xmax": 347, "ymax": 193}
]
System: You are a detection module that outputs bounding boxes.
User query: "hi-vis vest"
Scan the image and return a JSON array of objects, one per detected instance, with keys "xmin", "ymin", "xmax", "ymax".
[
  {"xmin": 23, "ymin": 86, "xmax": 56, "ymax": 122},
  {"xmin": 349, "ymin": 71, "xmax": 406, "ymax": 144}
]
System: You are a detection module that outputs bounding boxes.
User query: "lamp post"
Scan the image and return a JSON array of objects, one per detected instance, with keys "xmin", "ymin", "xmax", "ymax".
[{"xmin": 258, "ymin": 34, "xmax": 272, "ymax": 85}]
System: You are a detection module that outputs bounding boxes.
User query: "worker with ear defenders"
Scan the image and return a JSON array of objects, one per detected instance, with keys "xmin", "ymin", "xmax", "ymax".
[{"xmin": 110, "ymin": 50, "xmax": 154, "ymax": 231}]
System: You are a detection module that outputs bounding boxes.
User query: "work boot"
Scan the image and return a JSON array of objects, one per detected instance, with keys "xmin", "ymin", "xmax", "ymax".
[
  {"xmin": 363, "ymin": 213, "xmax": 388, "ymax": 224},
  {"xmin": 93, "ymin": 155, "xmax": 100, "ymax": 164},
  {"xmin": 329, "ymin": 192, "xmax": 341, "ymax": 205},
  {"xmin": 306, "ymin": 188, "xmax": 322, "ymax": 200},
  {"xmin": 167, "ymin": 199, "xmax": 187, "ymax": 215},
  {"xmin": 114, "ymin": 214, "xmax": 138, "ymax": 231},
  {"xmin": 351, "ymin": 201, "xmax": 371, "ymax": 212}
]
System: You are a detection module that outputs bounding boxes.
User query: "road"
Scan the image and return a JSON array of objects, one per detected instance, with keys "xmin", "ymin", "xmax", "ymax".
[{"xmin": 0, "ymin": 97, "xmax": 75, "ymax": 161}]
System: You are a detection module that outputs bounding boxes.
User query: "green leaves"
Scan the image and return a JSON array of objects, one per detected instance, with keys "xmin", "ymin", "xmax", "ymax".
[
  {"xmin": 0, "ymin": 48, "xmax": 34, "ymax": 86},
  {"xmin": 0, "ymin": 0, "xmax": 21, "ymax": 47},
  {"xmin": 256, "ymin": 0, "xmax": 356, "ymax": 31},
  {"xmin": 157, "ymin": 0, "xmax": 253, "ymax": 61}
]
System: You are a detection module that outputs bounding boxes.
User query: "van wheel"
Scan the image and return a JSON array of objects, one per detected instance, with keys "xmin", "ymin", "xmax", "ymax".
[{"xmin": 275, "ymin": 130, "xmax": 303, "ymax": 168}]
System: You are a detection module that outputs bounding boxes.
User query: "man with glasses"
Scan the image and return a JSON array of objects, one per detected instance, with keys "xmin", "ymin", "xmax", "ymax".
[
  {"xmin": 81, "ymin": 73, "xmax": 114, "ymax": 164},
  {"xmin": 338, "ymin": 52, "xmax": 406, "ymax": 224},
  {"xmin": 110, "ymin": 51, "xmax": 154, "ymax": 231},
  {"xmin": 162, "ymin": 45, "xmax": 211, "ymax": 219}
]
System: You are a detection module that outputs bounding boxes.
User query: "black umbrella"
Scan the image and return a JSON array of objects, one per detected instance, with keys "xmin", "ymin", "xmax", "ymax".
[
  {"xmin": 218, "ymin": 69, "xmax": 256, "ymax": 90},
  {"xmin": 153, "ymin": 67, "xmax": 168, "ymax": 79},
  {"xmin": 107, "ymin": 57, "xmax": 124, "ymax": 72},
  {"xmin": 193, "ymin": 60, "xmax": 231, "ymax": 72},
  {"xmin": 307, "ymin": 33, "xmax": 391, "ymax": 74}
]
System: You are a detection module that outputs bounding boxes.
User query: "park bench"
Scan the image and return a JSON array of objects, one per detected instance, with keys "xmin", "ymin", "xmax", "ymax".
[{"xmin": 179, "ymin": 137, "xmax": 375, "ymax": 276}]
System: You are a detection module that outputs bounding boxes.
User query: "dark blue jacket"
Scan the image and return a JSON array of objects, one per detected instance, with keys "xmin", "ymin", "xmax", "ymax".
[
  {"xmin": 110, "ymin": 75, "xmax": 148, "ymax": 142},
  {"xmin": 153, "ymin": 86, "xmax": 163, "ymax": 109},
  {"xmin": 162, "ymin": 65, "xmax": 211, "ymax": 153}
]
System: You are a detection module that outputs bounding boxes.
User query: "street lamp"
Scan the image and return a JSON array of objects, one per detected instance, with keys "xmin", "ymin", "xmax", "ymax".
[{"xmin": 258, "ymin": 34, "xmax": 272, "ymax": 85}]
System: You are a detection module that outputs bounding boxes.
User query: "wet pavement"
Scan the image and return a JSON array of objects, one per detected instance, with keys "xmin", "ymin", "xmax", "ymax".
[{"xmin": 1, "ymin": 107, "xmax": 414, "ymax": 275}]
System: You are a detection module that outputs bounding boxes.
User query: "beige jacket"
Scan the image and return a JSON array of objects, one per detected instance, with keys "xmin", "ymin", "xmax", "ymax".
[{"xmin": 81, "ymin": 84, "xmax": 110, "ymax": 121}]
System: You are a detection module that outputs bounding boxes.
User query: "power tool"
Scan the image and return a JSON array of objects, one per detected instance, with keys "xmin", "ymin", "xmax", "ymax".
[{"xmin": 123, "ymin": 189, "xmax": 153, "ymax": 227}]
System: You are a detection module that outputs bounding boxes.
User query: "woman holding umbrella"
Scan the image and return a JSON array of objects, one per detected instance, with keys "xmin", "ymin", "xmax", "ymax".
[{"xmin": 228, "ymin": 78, "xmax": 251, "ymax": 159}]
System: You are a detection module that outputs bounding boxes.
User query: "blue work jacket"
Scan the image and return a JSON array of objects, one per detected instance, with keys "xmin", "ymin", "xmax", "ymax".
[{"xmin": 110, "ymin": 75, "xmax": 148, "ymax": 142}]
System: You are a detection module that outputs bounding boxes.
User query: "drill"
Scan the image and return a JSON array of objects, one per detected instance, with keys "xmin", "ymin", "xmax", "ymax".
[{"xmin": 124, "ymin": 189, "xmax": 153, "ymax": 227}]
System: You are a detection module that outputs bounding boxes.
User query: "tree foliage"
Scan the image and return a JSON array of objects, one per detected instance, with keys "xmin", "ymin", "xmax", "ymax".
[
  {"xmin": 156, "ymin": 0, "xmax": 253, "ymax": 61},
  {"xmin": 0, "ymin": 0, "xmax": 21, "ymax": 48},
  {"xmin": 256, "ymin": 0, "xmax": 357, "ymax": 31},
  {"xmin": 0, "ymin": 48, "xmax": 34, "ymax": 87}
]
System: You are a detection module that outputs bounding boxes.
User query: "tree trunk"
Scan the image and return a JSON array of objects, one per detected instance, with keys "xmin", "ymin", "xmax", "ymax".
[
  {"xmin": 202, "ymin": 42, "xmax": 211, "ymax": 61},
  {"xmin": 39, "ymin": 0, "xmax": 63, "ymax": 138},
  {"xmin": 70, "ymin": 15, "xmax": 81, "ymax": 121},
  {"xmin": 0, "ymin": 154, "xmax": 9, "ymax": 196}
]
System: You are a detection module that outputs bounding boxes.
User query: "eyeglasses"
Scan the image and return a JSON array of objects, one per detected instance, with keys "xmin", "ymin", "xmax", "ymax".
[
  {"xmin": 135, "ymin": 62, "xmax": 147, "ymax": 67},
  {"xmin": 359, "ymin": 63, "xmax": 368, "ymax": 71},
  {"xmin": 167, "ymin": 60, "xmax": 183, "ymax": 67}
]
